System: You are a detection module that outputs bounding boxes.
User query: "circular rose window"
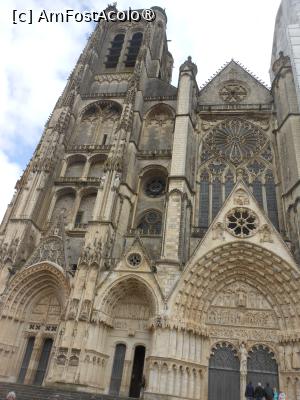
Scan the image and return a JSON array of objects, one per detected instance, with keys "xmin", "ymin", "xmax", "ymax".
[
  {"xmin": 127, "ymin": 253, "xmax": 142, "ymax": 267},
  {"xmin": 205, "ymin": 119, "xmax": 267, "ymax": 165},
  {"xmin": 145, "ymin": 177, "xmax": 166, "ymax": 197},
  {"xmin": 226, "ymin": 208, "xmax": 258, "ymax": 238}
]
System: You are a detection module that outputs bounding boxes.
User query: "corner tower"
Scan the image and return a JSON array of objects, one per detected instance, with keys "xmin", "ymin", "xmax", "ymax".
[{"xmin": 271, "ymin": 0, "xmax": 300, "ymax": 261}]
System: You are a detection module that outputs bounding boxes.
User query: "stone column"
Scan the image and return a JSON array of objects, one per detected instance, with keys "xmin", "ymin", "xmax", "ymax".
[
  {"xmin": 240, "ymin": 343, "xmax": 248, "ymax": 400},
  {"xmin": 81, "ymin": 160, "xmax": 90, "ymax": 179},
  {"xmin": 59, "ymin": 159, "xmax": 68, "ymax": 177}
]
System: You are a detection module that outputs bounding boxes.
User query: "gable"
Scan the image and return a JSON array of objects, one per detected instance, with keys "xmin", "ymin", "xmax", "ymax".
[
  {"xmin": 188, "ymin": 180, "xmax": 296, "ymax": 267},
  {"xmin": 199, "ymin": 61, "xmax": 272, "ymax": 105}
]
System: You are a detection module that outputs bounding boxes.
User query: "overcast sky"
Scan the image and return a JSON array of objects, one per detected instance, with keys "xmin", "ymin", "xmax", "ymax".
[{"xmin": 1, "ymin": 0, "xmax": 282, "ymax": 220}]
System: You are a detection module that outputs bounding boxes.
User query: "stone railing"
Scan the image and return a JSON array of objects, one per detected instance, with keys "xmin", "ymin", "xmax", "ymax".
[
  {"xmin": 137, "ymin": 148, "xmax": 172, "ymax": 158},
  {"xmin": 66, "ymin": 144, "xmax": 111, "ymax": 153},
  {"xmin": 55, "ymin": 177, "xmax": 101, "ymax": 185},
  {"xmin": 198, "ymin": 103, "xmax": 273, "ymax": 112},
  {"xmin": 73, "ymin": 223, "xmax": 88, "ymax": 230}
]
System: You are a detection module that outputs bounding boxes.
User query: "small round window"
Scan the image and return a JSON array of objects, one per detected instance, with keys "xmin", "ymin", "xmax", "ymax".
[
  {"xmin": 145, "ymin": 177, "xmax": 166, "ymax": 197},
  {"xmin": 127, "ymin": 253, "xmax": 142, "ymax": 267},
  {"xmin": 226, "ymin": 208, "xmax": 258, "ymax": 238}
]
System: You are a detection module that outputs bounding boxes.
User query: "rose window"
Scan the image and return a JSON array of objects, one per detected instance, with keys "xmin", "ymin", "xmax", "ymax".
[
  {"xmin": 145, "ymin": 177, "xmax": 166, "ymax": 197},
  {"xmin": 206, "ymin": 119, "xmax": 267, "ymax": 165},
  {"xmin": 226, "ymin": 208, "xmax": 258, "ymax": 237},
  {"xmin": 127, "ymin": 253, "xmax": 142, "ymax": 267},
  {"xmin": 219, "ymin": 83, "xmax": 248, "ymax": 103}
]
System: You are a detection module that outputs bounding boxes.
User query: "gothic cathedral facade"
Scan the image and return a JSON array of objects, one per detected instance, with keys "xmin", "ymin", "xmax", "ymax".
[{"xmin": 0, "ymin": 2, "xmax": 300, "ymax": 400}]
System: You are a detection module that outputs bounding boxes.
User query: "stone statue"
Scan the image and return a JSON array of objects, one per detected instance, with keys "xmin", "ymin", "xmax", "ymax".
[
  {"xmin": 240, "ymin": 343, "xmax": 248, "ymax": 374},
  {"xmin": 285, "ymin": 345, "xmax": 292, "ymax": 370},
  {"xmin": 278, "ymin": 346, "xmax": 285, "ymax": 370},
  {"xmin": 100, "ymin": 173, "xmax": 107, "ymax": 189},
  {"xmin": 112, "ymin": 173, "xmax": 121, "ymax": 191},
  {"xmin": 212, "ymin": 222, "xmax": 225, "ymax": 240}
]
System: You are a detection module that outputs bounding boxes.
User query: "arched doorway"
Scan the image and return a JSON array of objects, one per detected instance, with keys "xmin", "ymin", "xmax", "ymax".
[
  {"xmin": 109, "ymin": 343, "xmax": 127, "ymax": 395},
  {"xmin": 129, "ymin": 345, "xmax": 146, "ymax": 398},
  {"xmin": 99, "ymin": 277, "xmax": 157, "ymax": 396},
  {"xmin": 247, "ymin": 345, "xmax": 279, "ymax": 389},
  {"xmin": 33, "ymin": 338, "xmax": 54, "ymax": 385},
  {"xmin": 18, "ymin": 337, "xmax": 35, "ymax": 383},
  {"xmin": 17, "ymin": 293, "xmax": 61, "ymax": 385},
  {"xmin": 208, "ymin": 343, "xmax": 240, "ymax": 400}
]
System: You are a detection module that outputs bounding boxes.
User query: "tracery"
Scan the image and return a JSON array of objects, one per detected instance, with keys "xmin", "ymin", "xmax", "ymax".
[{"xmin": 197, "ymin": 118, "xmax": 279, "ymax": 231}]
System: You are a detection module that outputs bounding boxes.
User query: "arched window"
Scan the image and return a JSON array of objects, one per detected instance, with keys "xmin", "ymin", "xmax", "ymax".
[
  {"xmin": 137, "ymin": 210, "xmax": 162, "ymax": 235},
  {"xmin": 197, "ymin": 119, "xmax": 281, "ymax": 233},
  {"xmin": 74, "ymin": 193, "xmax": 97, "ymax": 228},
  {"xmin": 252, "ymin": 178, "xmax": 263, "ymax": 209},
  {"xmin": 88, "ymin": 159, "xmax": 105, "ymax": 178},
  {"xmin": 140, "ymin": 104, "xmax": 174, "ymax": 151},
  {"xmin": 265, "ymin": 170, "xmax": 279, "ymax": 229},
  {"xmin": 198, "ymin": 171, "xmax": 209, "ymax": 228},
  {"xmin": 72, "ymin": 102, "xmax": 121, "ymax": 146},
  {"xmin": 106, "ymin": 33, "xmax": 125, "ymax": 69},
  {"xmin": 65, "ymin": 157, "xmax": 86, "ymax": 178},
  {"xmin": 212, "ymin": 177, "xmax": 222, "ymax": 220},
  {"xmin": 225, "ymin": 170, "xmax": 234, "ymax": 198},
  {"xmin": 125, "ymin": 32, "xmax": 143, "ymax": 67},
  {"xmin": 52, "ymin": 191, "xmax": 76, "ymax": 225}
]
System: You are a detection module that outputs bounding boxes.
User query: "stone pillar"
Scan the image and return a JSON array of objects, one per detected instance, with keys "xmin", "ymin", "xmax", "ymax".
[
  {"xmin": 167, "ymin": 365, "xmax": 174, "ymax": 395},
  {"xmin": 240, "ymin": 372, "xmax": 247, "ymax": 400},
  {"xmin": 174, "ymin": 366, "xmax": 181, "ymax": 396},
  {"xmin": 296, "ymin": 378, "xmax": 300, "ymax": 400},
  {"xmin": 240, "ymin": 343, "xmax": 248, "ymax": 400},
  {"xmin": 162, "ymin": 56, "xmax": 197, "ymax": 268},
  {"xmin": 81, "ymin": 160, "xmax": 90, "ymax": 179},
  {"xmin": 59, "ymin": 159, "xmax": 68, "ymax": 177}
]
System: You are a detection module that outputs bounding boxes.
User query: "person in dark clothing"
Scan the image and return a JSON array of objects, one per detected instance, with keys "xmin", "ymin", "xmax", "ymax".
[
  {"xmin": 245, "ymin": 381, "xmax": 255, "ymax": 400},
  {"xmin": 264, "ymin": 383, "xmax": 274, "ymax": 400},
  {"xmin": 254, "ymin": 382, "xmax": 266, "ymax": 400}
]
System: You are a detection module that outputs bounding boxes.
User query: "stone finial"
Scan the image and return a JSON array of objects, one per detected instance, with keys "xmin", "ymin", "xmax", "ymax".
[
  {"xmin": 180, "ymin": 56, "xmax": 198, "ymax": 76},
  {"xmin": 272, "ymin": 51, "xmax": 291, "ymax": 74},
  {"xmin": 105, "ymin": 2, "xmax": 117, "ymax": 12}
]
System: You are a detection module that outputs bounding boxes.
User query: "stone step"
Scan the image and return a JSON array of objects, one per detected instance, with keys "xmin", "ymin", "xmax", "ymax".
[{"xmin": 0, "ymin": 382, "xmax": 136, "ymax": 400}]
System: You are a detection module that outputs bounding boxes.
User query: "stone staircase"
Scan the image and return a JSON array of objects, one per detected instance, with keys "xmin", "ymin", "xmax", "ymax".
[{"xmin": 0, "ymin": 382, "xmax": 134, "ymax": 400}]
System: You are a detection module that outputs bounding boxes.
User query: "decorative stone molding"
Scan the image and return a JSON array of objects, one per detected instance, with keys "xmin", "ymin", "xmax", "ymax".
[
  {"xmin": 212, "ymin": 222, "xmax": 225, "ymax": 240},
  {"xmin": 219, "ymin": 81, "xmax": 249, "ymax": 103},
  {"xmin": 233, "ymin": 188, "xmax": 250, "ymax": 206},
  {"xmin": 259, "ymin": 224, "xmax": 273, "ymax": 243},
  {"xmin": 94, "ymin": 73, "xmax": 131, "ymax": 83}
]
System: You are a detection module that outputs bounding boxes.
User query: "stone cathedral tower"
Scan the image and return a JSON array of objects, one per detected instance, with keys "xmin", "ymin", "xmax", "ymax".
[{"xmin": 0, "ymin": 3, "xmax": 300, "ymax": 400}]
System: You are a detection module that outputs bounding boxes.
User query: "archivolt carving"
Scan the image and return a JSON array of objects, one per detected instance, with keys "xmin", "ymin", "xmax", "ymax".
[
  {"xmin": 93, "ymin": 276, "xmax": 158, "ymax": 326},
  {"xmin": 0, "ymin": 262, "xmax": 69, "ymax": 320},
  {"xmin": 171, "ymin": 243, "xmax": 300, "ymax": 334}
]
